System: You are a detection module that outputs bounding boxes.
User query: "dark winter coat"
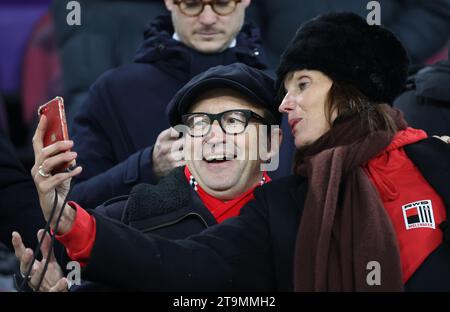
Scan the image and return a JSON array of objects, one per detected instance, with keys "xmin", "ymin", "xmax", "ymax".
[
  {"xmin": 79, "ymin": 137, "xmax": 450, "ymax": 291},
  {"xmin": 0, "ymin": 131, "xmax": 46, "ymax": 251},
  {"xmin": 95, "ymin": 167, "xmax": 217, "ymax": 238},
  {"xmin": 394, "ymin": 59, "xmax": 450, "ymax": 136},
  {"xmin": 69, "ymin": 167, "xmax": 218, "ymax": 292}
]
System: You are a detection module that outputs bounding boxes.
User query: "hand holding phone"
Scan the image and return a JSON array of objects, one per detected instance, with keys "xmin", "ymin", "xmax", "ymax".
[{"xmin": 32, "ymin": 98, "xmax": 82, "ymax": 235}]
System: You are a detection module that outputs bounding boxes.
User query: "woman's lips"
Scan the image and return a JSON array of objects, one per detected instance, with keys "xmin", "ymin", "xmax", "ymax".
[{"xmin": 289, "ymin": 118, "xmax": 303, "ymax": 134}]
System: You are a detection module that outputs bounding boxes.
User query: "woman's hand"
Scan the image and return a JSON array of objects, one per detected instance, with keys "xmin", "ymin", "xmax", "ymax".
[{"xmin": 31, "ymin": 115, "xmax": 82, "ymax": 234}]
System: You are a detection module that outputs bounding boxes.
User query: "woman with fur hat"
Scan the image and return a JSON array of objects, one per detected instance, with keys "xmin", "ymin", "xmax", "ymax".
[
  {"xmin": 275, "ymin": 12, "xmax": 449, "ymax": 291},
  {"xmin": 24, "ymin": 12, "xmax": 450, "ymax": 292}
]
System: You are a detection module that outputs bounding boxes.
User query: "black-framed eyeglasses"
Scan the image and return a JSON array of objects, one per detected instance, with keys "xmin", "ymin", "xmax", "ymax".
[
  {"xmin": 173, "ymin": 0, "xmax": 242, "ymax": 17},
  {"xmin": 182, "ymin": 109, "xmax": 272, "ymax": 137}
]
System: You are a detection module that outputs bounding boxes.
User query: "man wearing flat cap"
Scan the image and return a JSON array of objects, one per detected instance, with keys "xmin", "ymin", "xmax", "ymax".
[{"xmin": 13, "ymin": 63, "xmax": 282, "ymax": 291}]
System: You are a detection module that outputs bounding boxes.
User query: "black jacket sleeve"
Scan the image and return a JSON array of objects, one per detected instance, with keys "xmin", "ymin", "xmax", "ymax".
[
  {"xmin": 82, "ymin": 193, "xmax": 275, "ymax": 291},
  {"xmin": 0, "ymin": 131, "xmax": 46, "ymax": 250}
]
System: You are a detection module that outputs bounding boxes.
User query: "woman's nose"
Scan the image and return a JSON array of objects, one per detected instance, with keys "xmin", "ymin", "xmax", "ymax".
[{"xmin": 278, "ymin": 93, "xmax": 294, "ymax": 113}]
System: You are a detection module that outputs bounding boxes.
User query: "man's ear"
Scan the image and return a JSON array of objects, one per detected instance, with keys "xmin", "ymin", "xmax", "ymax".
[{"xmin": 164, "ymin": 0, "xmax": 174, "ymax": 11}]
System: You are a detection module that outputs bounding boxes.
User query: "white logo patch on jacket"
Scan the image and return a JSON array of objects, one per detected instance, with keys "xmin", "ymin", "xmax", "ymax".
[{"xmin": 402, "ymin": 200, "xmax": 435, "ymax": 230}]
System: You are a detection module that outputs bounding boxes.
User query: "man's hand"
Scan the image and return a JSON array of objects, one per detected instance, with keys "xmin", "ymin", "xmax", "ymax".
[
  {"xmin": 49, "ymin": 278, "xmax": 69, "ymax": 292},
  {"xmin": 31, "ymin": 116, "xmax": 82, "ymax": 234},
  {"xmin": 152, "ymin": 128, "xmax": 185, "ymax": 180},
  {"xmin": 12, "ymin": 230, "xmax": 67, "ymax": 292}
]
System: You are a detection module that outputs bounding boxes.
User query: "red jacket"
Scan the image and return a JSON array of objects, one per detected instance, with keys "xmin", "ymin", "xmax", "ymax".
[{"xmin": 365, "ymin": 128, "xmax": 447, "ymax": 282}]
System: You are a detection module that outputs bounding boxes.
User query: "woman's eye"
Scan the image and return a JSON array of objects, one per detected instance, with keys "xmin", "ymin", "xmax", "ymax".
[{"xmin": 298, "ymin": 82, "xmax": 309, "ymax": 91}]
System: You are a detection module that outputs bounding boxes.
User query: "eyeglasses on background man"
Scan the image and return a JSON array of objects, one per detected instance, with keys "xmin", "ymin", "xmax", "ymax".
[{"xmin": 173, "ymin": 0, "xmax": 242, "ymax": 17}]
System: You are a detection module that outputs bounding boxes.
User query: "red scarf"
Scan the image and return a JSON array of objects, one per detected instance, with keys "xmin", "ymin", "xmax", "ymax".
[
  {"xmin": 365, "ymin": 127, "xmax": 447, "ymax": 283},
  {"xmin": 184, "ymin": 166, "xmax": 271, "ymax": 223}
]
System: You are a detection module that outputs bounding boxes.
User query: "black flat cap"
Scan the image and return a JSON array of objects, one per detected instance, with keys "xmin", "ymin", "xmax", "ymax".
[
  {"xmin": 276, "ymin": 12, "xmax": 410, "ymax": 104},
  {"xmin": 167, "ymin": 63, "xmax": 281, "ymax": 126}
]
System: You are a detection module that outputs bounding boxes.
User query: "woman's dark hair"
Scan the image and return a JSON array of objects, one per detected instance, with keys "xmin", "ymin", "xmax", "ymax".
[{"xmin": 324, "ymin": 81, "xmax": 398, "ymax": 136}]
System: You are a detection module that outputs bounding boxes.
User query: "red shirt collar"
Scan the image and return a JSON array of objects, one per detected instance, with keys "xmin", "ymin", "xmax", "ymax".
[{"xmin": 184, "ymin": 166, "xmax": 271, "ymax": 223}]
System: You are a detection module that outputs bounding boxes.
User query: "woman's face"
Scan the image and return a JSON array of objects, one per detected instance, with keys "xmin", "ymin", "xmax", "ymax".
[{"xmin": 279, "ymin": 70, "xmax": 335, "ymax": 148}]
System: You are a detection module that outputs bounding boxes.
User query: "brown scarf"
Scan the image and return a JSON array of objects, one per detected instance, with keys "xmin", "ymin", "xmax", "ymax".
[{"xmin": 293, "ymin": 105, "xmax": 407, "ymax": 291}]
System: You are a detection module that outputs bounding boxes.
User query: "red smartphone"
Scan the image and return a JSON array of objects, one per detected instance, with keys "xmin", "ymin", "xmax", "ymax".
[{"xmin": 37, "ymin": 96, "xmax": 72, "ymax": 173}]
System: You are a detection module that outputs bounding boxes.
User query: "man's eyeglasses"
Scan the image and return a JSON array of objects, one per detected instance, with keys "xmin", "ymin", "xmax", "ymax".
[
  {"xmin": 182, "ymin": 109, "xmax": 273, "ymax": 137},
  {"xmin": 173, "ymin": 0, "xmax": 242, "ymax": 17}
]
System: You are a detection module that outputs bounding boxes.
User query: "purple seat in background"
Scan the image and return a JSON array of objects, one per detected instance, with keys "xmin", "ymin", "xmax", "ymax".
[{"xmin": 0, "ymin": 1, "xmax": 51, "ymax": 93}]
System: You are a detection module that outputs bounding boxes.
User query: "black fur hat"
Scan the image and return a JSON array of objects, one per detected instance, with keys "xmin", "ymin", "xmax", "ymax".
[{"xmin": 276, "ymin": 12, "xmax": 410, "ymax": 104}]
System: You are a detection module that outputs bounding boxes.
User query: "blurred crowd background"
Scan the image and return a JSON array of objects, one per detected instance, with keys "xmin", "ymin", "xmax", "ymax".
[{"xmin": 0, "ymin": 0, "xmax": 449, "ymax": 171}]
